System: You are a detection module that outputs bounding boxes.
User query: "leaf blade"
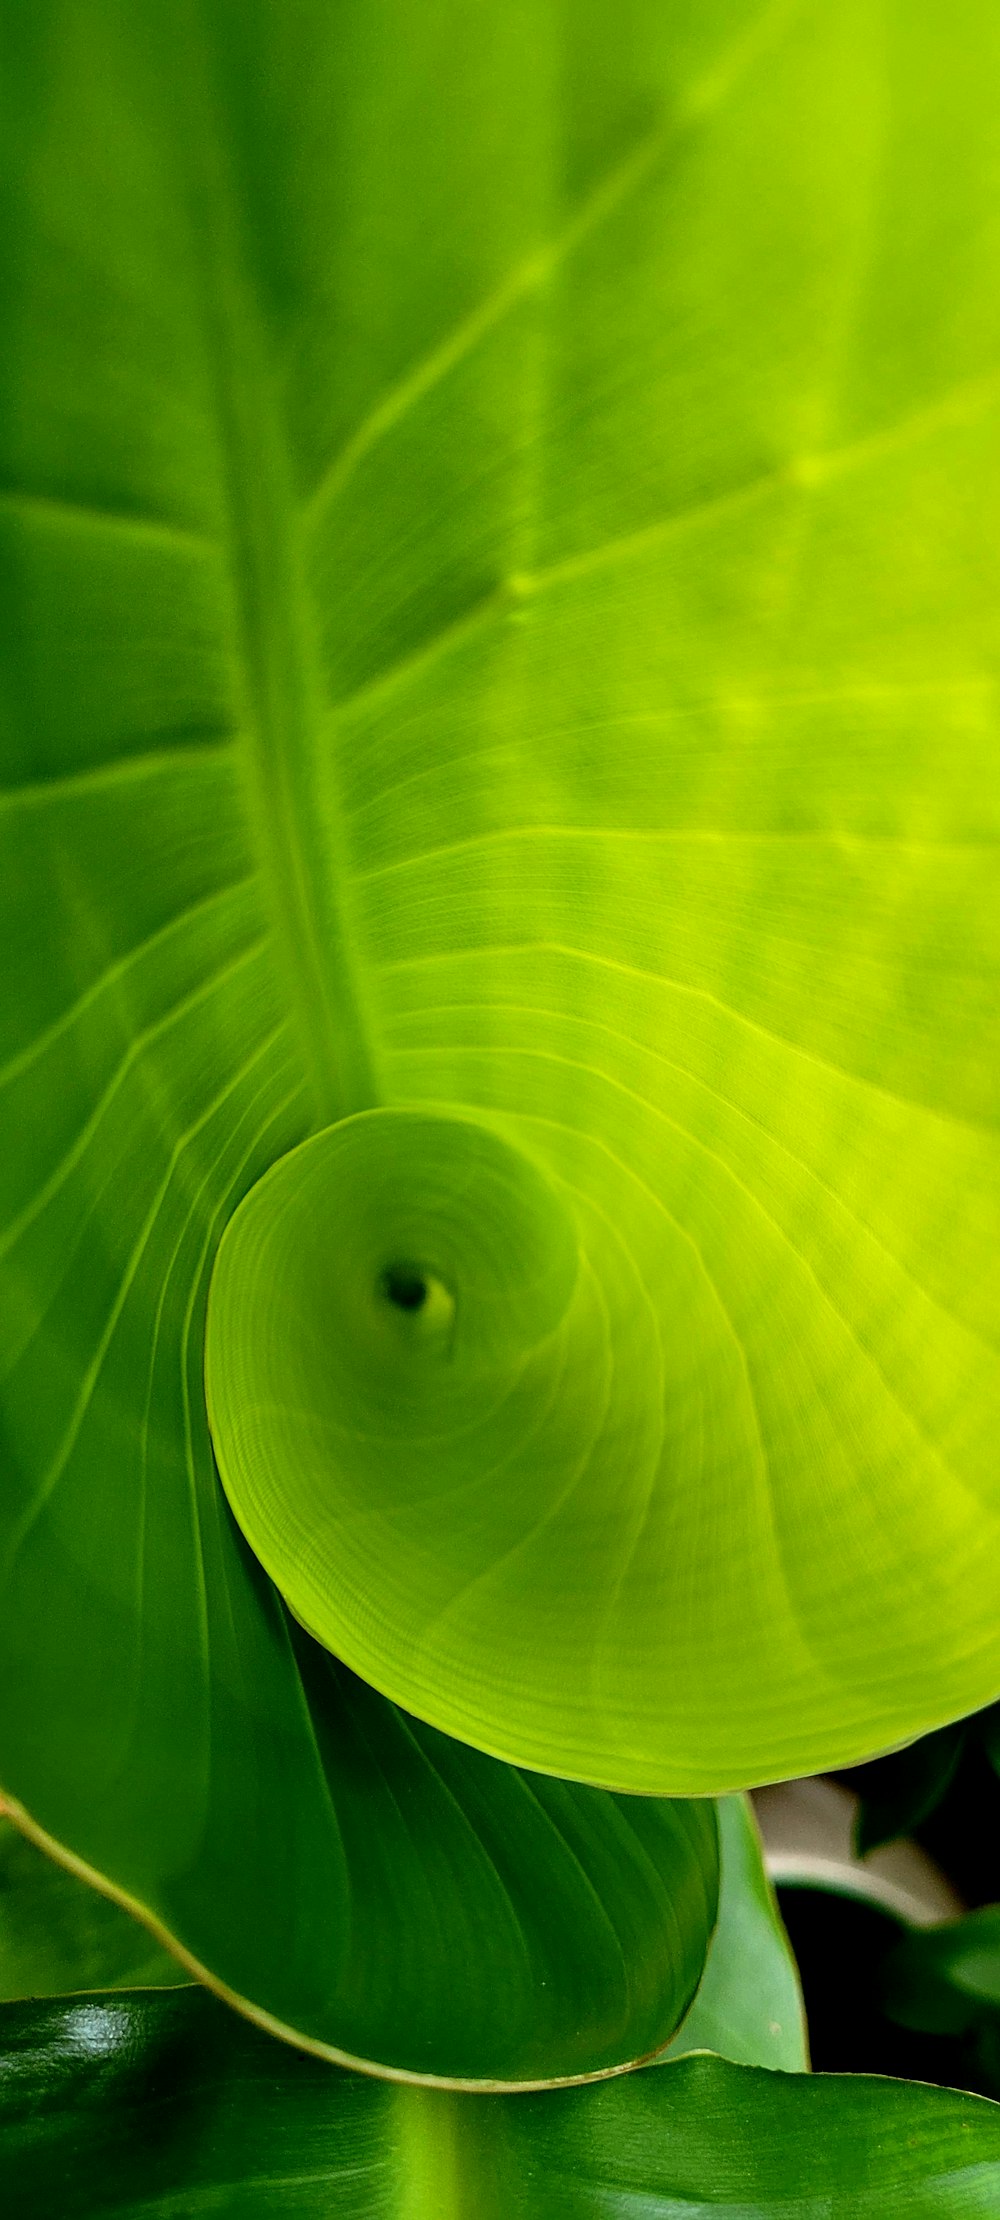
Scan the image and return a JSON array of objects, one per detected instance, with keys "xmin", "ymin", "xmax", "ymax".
[
  {"xmin": 2, "ymin": 0, "xmax": 1000, "ymax": 2077},
  {"xmin": 2, "ymin": 1988, "xmax": 1000, "ymax": 2219}
]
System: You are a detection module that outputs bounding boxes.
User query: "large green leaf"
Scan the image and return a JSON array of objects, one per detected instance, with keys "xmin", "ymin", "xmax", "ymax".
[
  {"xmin": 1, "ymin": 0, "xmax": 999, "ymax": 2065},
  {"xmin": 3, "ymin": 1988, "xmax": 999, "ymax": 2219}
]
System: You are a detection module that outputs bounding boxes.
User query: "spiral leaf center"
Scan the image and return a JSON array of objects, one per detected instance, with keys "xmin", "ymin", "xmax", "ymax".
[
  {"xmin": 383, "ymin": 1266, "xmax": 428, "ymax": 1312},
  {"xmin": 205, "ymin": 1106, "xmax": 580, "ymax": 1678}
]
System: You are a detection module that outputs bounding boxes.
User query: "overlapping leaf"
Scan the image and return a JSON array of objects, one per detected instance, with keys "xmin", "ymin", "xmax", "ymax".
[
  {"xmin": 0, "ymin": 1668, "xmax": 717, "ymax": 2084},
  {"xmin": 0, "ymin": 1794, "xmax": 796, "ymax": 2077}
]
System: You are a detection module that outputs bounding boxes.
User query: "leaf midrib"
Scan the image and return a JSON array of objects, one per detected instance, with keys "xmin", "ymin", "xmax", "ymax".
[{"xmin": 184, "ymin": 24, "xmax": 379, "ymax": 1130}]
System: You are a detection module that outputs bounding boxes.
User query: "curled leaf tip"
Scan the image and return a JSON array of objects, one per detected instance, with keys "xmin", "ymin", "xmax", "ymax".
[{"xmin": 205, "ymin": 1106, "xmax": 581, "ymax": 1682}]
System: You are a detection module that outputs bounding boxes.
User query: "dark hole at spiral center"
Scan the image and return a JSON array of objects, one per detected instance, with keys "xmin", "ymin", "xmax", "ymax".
[{"xmin": 382, "ymin": 1265, "xmax": 428, "ymax": 1313}]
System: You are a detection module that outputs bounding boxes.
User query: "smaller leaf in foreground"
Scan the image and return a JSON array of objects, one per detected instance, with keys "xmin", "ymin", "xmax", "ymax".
[
  {"xmin": 2, "ymin": 1989, "xmax": 999, "ymax": 2219},
  {"xmin": 660, "ymin": 1794, "xmax": 807, "ymax": 2072},
  {"xmin": 0, "ymin": 1817, "xmax": 178, "ymax": 2002}
]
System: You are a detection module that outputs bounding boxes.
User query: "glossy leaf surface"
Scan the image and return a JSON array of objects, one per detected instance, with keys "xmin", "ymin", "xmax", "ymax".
[
  {"xmin": 3, "ymin": 1988, "xmax": 999, "ymax": 2220},
  {"xmin": 1, "ymin": 0, "xmax": 999, "ymax": 2067},
  {"xmin": 663, "ymin": 1794, "xmax": 807, "ymax": 2071}
]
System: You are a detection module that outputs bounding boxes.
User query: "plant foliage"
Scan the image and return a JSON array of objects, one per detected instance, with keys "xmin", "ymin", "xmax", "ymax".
[
  {"xmin": 1, "ymin": 0, "xmax": 999, "ymax": 2194},
  {"xmin": 3, "ymin": 1988, "xmax": 1000, "ymax": 2220}
]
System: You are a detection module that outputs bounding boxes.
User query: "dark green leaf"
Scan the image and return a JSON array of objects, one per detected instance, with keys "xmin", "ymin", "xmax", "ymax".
[
  {"xmin": 0, "ymin": 1664, "xmax": 717, "ymax": 2084},
  {"xmin": 979, "ymin": 1706, "xmax": 1000, "ymax": 1777},
  {"xmin": 854, "ymin": 1724, "xmax": 967, "ymax": 1856},
  {"xmin": 883, "ymin": 1909, "xmax": 1000, "ymax": 2037},
  {"xmin": 3, "ymin": 1988, "xmax": 999, "ymax": 2219}
]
